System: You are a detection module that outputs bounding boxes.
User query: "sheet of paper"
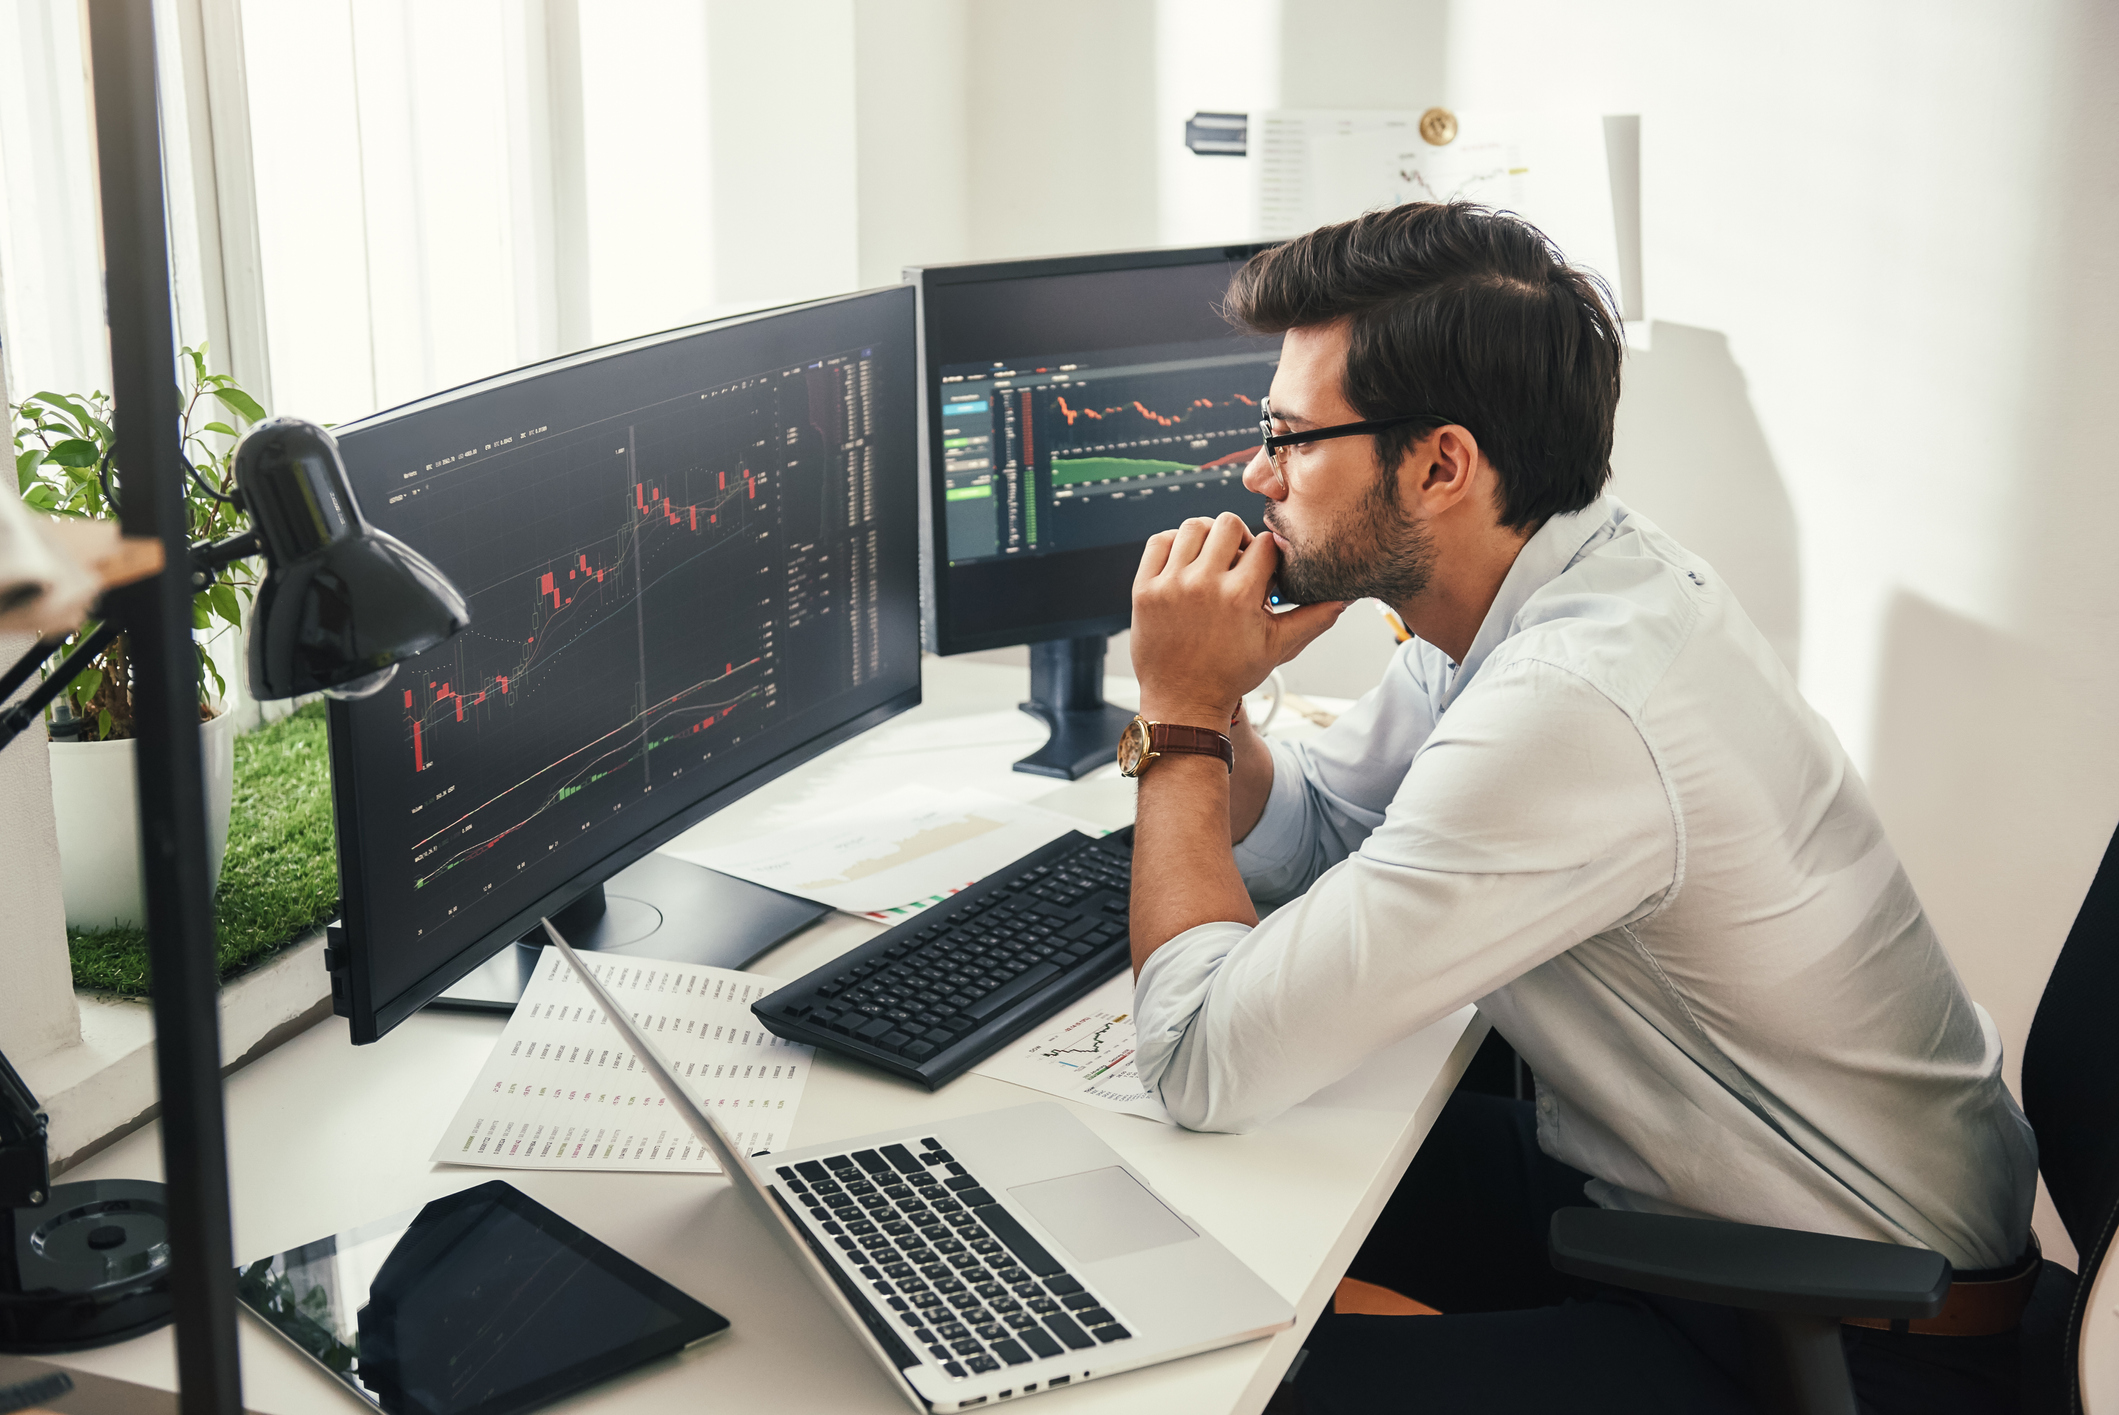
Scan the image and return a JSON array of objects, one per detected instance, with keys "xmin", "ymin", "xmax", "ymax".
[
  {"xmin": 973, "ymin": 972, "xmax": 1171, "ymax": 1124},
  {"xmin": 664, "ymin": 783, "xmax": 1106, "ymax": 919},
  {"xmin": 433, "ymin": 947, "xmax": 812, "ymax": 1172},
  {"xmin": 1249, "ymin": 109, "xmax": 1624, "ymax": 304}
]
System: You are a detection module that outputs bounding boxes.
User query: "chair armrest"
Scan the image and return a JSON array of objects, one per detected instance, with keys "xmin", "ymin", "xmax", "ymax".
[{"xmin": 1549, "ymin": 1208, "xmax": 1950, "ymax": 1319}]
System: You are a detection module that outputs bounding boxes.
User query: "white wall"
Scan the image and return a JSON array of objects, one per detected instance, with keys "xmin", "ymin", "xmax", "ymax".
[{"xmin": 1431, "ymin": 0, "xmax": 2119, "ymax": 1266}]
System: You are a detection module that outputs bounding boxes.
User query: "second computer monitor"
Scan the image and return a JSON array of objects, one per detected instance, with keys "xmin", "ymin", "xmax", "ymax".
[{"xmin": 911, "ymin": 245, "xmax": 1278, "ymax": 776}]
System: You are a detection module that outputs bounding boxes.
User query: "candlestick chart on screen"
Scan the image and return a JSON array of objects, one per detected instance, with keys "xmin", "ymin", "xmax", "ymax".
[{"xmin": 350, "ymin": 349, "xmax": 886, "ymax": 943}]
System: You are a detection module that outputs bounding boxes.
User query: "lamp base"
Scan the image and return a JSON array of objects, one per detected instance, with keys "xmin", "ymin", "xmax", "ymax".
[{"xmin": 0, "ymin": 1179, "xmax": 176, "ymax": 1353}]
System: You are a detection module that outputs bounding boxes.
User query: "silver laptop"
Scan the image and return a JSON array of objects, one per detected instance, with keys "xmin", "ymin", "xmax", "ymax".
[{"xmin": 542, "ymin": 922, "xmax": 1293, "ymax": 1412}]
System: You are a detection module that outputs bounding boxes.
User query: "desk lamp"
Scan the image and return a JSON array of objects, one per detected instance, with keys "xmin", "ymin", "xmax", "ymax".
[
  {"xmin": 0, "ymin": 421, "xmax": 468, "ymax": 1357},
  {"xmin": 1, "ymin": 12, "xmax": 466, "ymax": 1400}
]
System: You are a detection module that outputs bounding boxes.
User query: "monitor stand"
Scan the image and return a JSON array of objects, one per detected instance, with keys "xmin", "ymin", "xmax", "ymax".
[
  {"xmin": 1014, "ymin": 636, "xmax": 1136, "ymax": 780},
  {"xmin": 428, "ymin": 853, "xmax": 829, "ymax": 1013}
]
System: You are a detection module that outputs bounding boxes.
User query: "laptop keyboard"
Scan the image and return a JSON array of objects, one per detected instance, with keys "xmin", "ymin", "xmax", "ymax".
[
  {"xmin": 778, "ymin": 1136, "xmax": 1131, "ymax": 1380},
  {"xmin": 753, "ymin": 830, "xmax": 1133, "ymax": 1089}
]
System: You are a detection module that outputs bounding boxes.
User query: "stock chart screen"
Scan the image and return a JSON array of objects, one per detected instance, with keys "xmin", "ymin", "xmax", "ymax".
[
  {"xmin": 330, "ymin": 291, "xmax": 918, "ymax": 1016},
  {"xmin": 936, "ymin": 336, "xmax": 1280, "ymax": 565}
]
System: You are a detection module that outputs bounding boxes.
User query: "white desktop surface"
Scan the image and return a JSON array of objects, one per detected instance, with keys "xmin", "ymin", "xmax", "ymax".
[{"xmin": 49, "ymin": 657, "xmax": 1481, "ymax": 1415}]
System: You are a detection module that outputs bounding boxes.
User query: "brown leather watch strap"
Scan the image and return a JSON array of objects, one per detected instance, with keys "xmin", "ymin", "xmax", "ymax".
[{"xmin": 1146, "ymin": 721, "xmax": 1233, "ymax": 771}]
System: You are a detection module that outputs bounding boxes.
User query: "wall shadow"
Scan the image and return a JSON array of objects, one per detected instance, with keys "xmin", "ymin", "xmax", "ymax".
[
  {"xmin": 1611, "ymin": 321, "xmax": 1802, "ymax": 677},
  {"xmin": 1865, "ymin": 590, "xmax": 2119, "ymax": 1271}
]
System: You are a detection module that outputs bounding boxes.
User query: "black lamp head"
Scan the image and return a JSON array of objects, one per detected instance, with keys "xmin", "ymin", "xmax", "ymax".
[{"xmin": 234, "ymin": 418, "xmax": 469, "ymax": 701}]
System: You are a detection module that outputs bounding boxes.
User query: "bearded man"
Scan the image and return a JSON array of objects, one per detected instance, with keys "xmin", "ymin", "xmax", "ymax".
[{"xmin": 1119, "ymin": 203, "xmax": 2038, "ymax": 1414}]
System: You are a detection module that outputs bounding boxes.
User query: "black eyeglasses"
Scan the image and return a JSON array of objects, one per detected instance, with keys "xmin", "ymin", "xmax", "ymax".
[{"xmin": 1258, "ymin": 397, "xmax": 1445, "ymax": 475}]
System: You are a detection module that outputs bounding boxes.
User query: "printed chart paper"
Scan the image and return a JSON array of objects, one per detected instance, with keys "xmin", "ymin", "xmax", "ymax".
[
  {"xmin": 434, "ymin": 947, "xmax": 812, "ymax": 1173},
  {"xmin": 973, "ymin": 972, "xmax": 1171, "ymax": 1124},
  {"xmin": 666, "ymin": 784, "xmax": 1106, "ymax": 920}
]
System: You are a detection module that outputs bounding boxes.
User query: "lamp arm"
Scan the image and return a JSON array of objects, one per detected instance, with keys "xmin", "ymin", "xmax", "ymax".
[
  {"xmin": 0, "ymin": 1045, "xmax": 52, "ymax": 1209},
  {"xmin": 0, "ymin": 619, "xmax": 124, "ymax": 752},
  {"xmin": 187, "ymin": 529, "xmax": 262, "ymax": 594}
]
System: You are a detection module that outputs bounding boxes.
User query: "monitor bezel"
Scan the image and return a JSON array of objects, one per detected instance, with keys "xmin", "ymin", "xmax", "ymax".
[
  {"xmin": 324, "ymin": 285, "xmax": 922, "ymax": 1044},
  {"xmin": 907, "ymin": 243, "xmax": 1276, "ymax": 657}
]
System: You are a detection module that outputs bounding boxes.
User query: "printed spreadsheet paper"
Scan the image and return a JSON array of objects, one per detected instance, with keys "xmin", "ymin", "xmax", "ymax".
[{"xmin": 433, "ymin": 947, "xmax": 813, "ymax": 1173}]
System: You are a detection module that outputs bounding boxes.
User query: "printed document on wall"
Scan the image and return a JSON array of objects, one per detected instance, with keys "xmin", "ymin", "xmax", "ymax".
[
  {"xmin": 1249, "ymin": 110, "xmax": 1624, "ymax": 305},
  {"xmin": 434, "ymin": 948, "xmax": 813, "ymax": 1173}
]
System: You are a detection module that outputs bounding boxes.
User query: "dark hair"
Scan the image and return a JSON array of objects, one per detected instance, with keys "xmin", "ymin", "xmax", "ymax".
[{"xmin": 1225, "ymin": 202, "xmax": 1622, "ymax": 531}]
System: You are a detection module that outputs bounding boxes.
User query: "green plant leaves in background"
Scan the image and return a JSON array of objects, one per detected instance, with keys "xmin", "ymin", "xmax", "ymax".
[{"xmin": 210, "ymin": 386, "xmax": 267, "ymax": 426}]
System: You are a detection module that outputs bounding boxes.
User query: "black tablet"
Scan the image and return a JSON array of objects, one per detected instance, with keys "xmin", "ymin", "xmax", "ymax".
[{"xmin": 236, "ymin": 1181, "xmax": 727, "ymax": 1415}]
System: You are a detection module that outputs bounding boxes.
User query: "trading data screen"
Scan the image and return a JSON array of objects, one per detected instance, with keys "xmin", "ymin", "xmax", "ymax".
[
  {"xmin": 937, "ymin": 337, "xmax": 1279, "ymax": 565},
  {"xmin": 330, "ymin": 291, "xmax": 919, "ymax": 1018}
]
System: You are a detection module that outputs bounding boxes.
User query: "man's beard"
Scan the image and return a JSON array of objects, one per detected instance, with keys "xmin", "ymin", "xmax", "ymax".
[{"xmin": 1267, "ymin": 463, "xmax": 1435, "ymax": 606}]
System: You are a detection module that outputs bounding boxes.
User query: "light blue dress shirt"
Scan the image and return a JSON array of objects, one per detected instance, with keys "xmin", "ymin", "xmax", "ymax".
[{"xmin": 1134, "ymin": 495, "xmax": 2036, "ymax": 1270}]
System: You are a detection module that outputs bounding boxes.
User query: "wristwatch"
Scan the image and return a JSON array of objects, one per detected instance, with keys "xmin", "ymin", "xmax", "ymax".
[{"xmin": 1116, "ymin": 715, "xmax": 1234, "ymax": 777}]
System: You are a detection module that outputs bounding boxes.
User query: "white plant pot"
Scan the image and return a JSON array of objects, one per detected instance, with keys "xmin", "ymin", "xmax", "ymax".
[{"xmin": 48, "ymin": 703, "xmax": 237, "ymax": 931}]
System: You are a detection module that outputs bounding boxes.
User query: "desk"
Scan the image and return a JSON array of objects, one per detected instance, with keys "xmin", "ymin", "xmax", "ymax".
[{"xmin": 45, "ymin": 657, "xmax": 1482, "ymax": 1415}]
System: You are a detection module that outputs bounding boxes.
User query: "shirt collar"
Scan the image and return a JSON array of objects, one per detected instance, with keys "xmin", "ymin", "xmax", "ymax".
[{"xmin": 1438, "ymin": 494, "xmax": 1618, "ymax": 708}]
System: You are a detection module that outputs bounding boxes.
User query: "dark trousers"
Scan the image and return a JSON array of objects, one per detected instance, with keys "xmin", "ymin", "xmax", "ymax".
[{"xmin": 1291, "ymin": 1091, "xmax": 2021, "ymax": 1415}]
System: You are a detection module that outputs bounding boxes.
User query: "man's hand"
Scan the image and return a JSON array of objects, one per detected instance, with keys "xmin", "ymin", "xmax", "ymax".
[{"xmin": 1131, "ymin": 513, "xmax": 1346, "ymax": 727}]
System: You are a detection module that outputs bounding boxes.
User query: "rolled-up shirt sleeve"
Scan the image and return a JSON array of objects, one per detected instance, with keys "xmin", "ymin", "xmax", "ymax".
[{"xmin": 1136, "ymin": 659, "xmax": 1679, "ymax": 1134}]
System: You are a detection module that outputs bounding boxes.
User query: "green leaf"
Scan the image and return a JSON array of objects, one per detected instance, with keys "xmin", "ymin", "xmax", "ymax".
[
  {"xmin": 96, "ymin": 708, "xmax": 111, "ymax": 740},
  {"xmin": 72, "ymin": 665, "xmax": 104, "ymax": 702},
  {"xmin": 210, "ymin": 387, "xmax": 267, "ymax": 425},
  {"xmin": 202, "ymin": 421, "xmax": 238, "ymax": 437},
  {"xmin": 192, "ymin": 599, "xmax": 211, "ymax": 631},
  {"xmin": 46, "ymin": 437, "xmax": 99, "ymax": 468},
  {"xmin": 16, "ymin": 447, "xmax": 45, "ymax": 491},
  {"xmin": 22, "ymin": 485, "xmax": 61, "ymax": 511},
  {"xmin": 187, "ymin": 346, "xmax": 207, "ymax": 383},
  {"xmin": 206, "ymin": 581, "xmax": 242, "ymax": 627}
]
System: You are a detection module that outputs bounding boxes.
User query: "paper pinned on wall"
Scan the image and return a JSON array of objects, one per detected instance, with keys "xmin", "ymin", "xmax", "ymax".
[
  {"xmin": 1248, "ymin": 109, "xmax": 1638, "ymax": 319},
  {"xmin": 662, "ymin": 783, "xmax": 1107, "ymax": 920}
]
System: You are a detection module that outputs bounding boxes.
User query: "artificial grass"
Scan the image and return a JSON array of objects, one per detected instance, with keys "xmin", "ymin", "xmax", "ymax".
[{"xmin": 67, "ymin": 702, "xmax": 339, "ymax": 994}]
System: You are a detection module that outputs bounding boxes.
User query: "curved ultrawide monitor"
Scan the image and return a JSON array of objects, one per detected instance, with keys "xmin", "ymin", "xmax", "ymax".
[
  {"xmin": 324, "ymin": 287, "xmax": 921, "ymax": 1043},
  {"xmin": 911, "ymin": 245, "xmax": 1280, "ymax": 655}
]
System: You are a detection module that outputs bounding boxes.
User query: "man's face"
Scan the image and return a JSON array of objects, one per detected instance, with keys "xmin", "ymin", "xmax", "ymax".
[{"xmin": 1243, "ymin": 322, "xmax": 1435, "ymax": 606}]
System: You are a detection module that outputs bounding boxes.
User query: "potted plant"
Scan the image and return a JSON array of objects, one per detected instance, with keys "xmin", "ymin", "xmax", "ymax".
[{"xmin": 11, "ymin": 346, "xmax": 267, "ymax": 930}]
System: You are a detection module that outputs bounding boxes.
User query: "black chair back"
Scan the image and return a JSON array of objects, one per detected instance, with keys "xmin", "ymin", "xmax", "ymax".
[{"xmin": 2020, "ymin": 818, "xmax": 2119, "ymax": 1413}]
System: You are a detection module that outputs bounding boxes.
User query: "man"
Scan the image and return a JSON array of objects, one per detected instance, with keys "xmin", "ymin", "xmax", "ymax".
[{"xmin": 1120, "ymin": 204, "xmax": 2039, "ymax": 1413}]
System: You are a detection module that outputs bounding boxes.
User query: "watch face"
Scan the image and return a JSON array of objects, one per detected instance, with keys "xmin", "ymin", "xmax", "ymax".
[{"xmin": 1116, "ymin": 717, "xmax": 1152, "ymax": 776}]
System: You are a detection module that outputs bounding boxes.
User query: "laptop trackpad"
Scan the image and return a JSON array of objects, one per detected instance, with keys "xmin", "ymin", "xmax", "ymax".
[{"xmin": 1008, "ymin": 1166, "xmax": 1198, "ymax": 1264}]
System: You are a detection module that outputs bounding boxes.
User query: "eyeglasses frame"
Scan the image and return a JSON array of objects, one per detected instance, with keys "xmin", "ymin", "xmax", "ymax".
[{"xmin": 1258, "ymin": 396, "xmax": 1447, "ymax": 472}]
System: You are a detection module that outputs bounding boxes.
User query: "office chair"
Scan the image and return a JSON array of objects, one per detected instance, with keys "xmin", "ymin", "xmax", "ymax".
[{"xmin": 1549, "ymin": 818, "xmax": 2119, "ymax": 1415}]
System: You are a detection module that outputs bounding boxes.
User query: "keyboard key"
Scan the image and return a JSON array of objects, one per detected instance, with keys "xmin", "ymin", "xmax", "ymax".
[
  {"xmin": 906, "ymin": 1041, "xmax": 936, "ymax": 1059},
  {"xmin": 880, "ymin": 1030, "xmax": 913, "ymax": 1051},
  {"xmin": 1043, "ymin": 1275, "xmax": 1083, "ymax": 1296},
  {"xmin": 965, "ymin": 963, "xmax": 1062, "ymax": 1020},
  {"xmin": 944, "ymin": 1175, "xmax": 980, "ymax": 1192},
  {"xmin": 1029, "ymin": 1298, "xmax": 1059, "ymax": 1315},
  {"xmin": 1092, "ymin": 1324, "xmax": 1131, "ymax": 1342},
  {"xmin": 1044, "ymin": 1313, "xmax": 1096, "ymax": 1350},
  {"xmin": 994, "ymin": 1339, "xmax": 1032, "ymax": 1366},
  {"xmin": 943, "ymin": 1361, "xmax": 967, "ymax": 1379},
  {"xmin": 969, "ymin": 1356, "xmax": 1000, "ymax": 1374},
  {"xmin": 1011, "ymin": 1281, "xmax": 1042, "ymax": 1299},
  {"xmin": 975, "ymin": 1282, "xmax": 1007, "ymax": 1299},
  {"xmin": 950, "ymin": 1339, "xmax": 983, "ymax": 1356},
  {"xmin": 854, "ymin": 1150, "xmax": 893, "ymax": 1174},
  {"xmin": 928, "ymin": 1344, "xmax": 951, "ymax": 1361},
  {"xmin": 898, "ymin": 1311, "xmax": 925, "ymax": 1328},
  {"xmin": 958, "ymin": 1188, "xmax": 994, "ymax": 1207},
  {"xmin": 796, "ymin": 1160, "xmax": 829, "ymax": 1183},
  {"xmin": 1079, "ymin": 1306, "xmax": 1115, "ymax": 1327},
  {"xmin": 1061, "ymin": 1292, "xmax": 1097, "ymax": 1311},
  {"xmin": 1021, "ymin": 1326, "xmax": 1063, "ymax": 1359},
  {"xmin": 975, "ymin": 1204, "xmax": 1065, "ymax": 1277},
  {"xmin": 975, "ymin": 1322, "xmax": 1006, "ymax": 1341},
  {"xmin": 1005, "ymin": 1313, "xmax": 1039, "ymax": 1332}
]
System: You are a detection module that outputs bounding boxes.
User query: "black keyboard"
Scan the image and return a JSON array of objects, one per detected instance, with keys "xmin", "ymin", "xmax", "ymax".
[
  {"xmin": 778, "ymin": 1138, "xmax": 1131, "ymax": 1381},
  {"xmin": 752, "ymin": 828, "xmax": 1133, "ymax": 1088}
]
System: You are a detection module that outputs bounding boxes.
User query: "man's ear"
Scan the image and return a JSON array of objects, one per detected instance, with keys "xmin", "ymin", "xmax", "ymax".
[{"xmin": 1408, "ymin": 425, "xmax": 1482, "ymax": 514}]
